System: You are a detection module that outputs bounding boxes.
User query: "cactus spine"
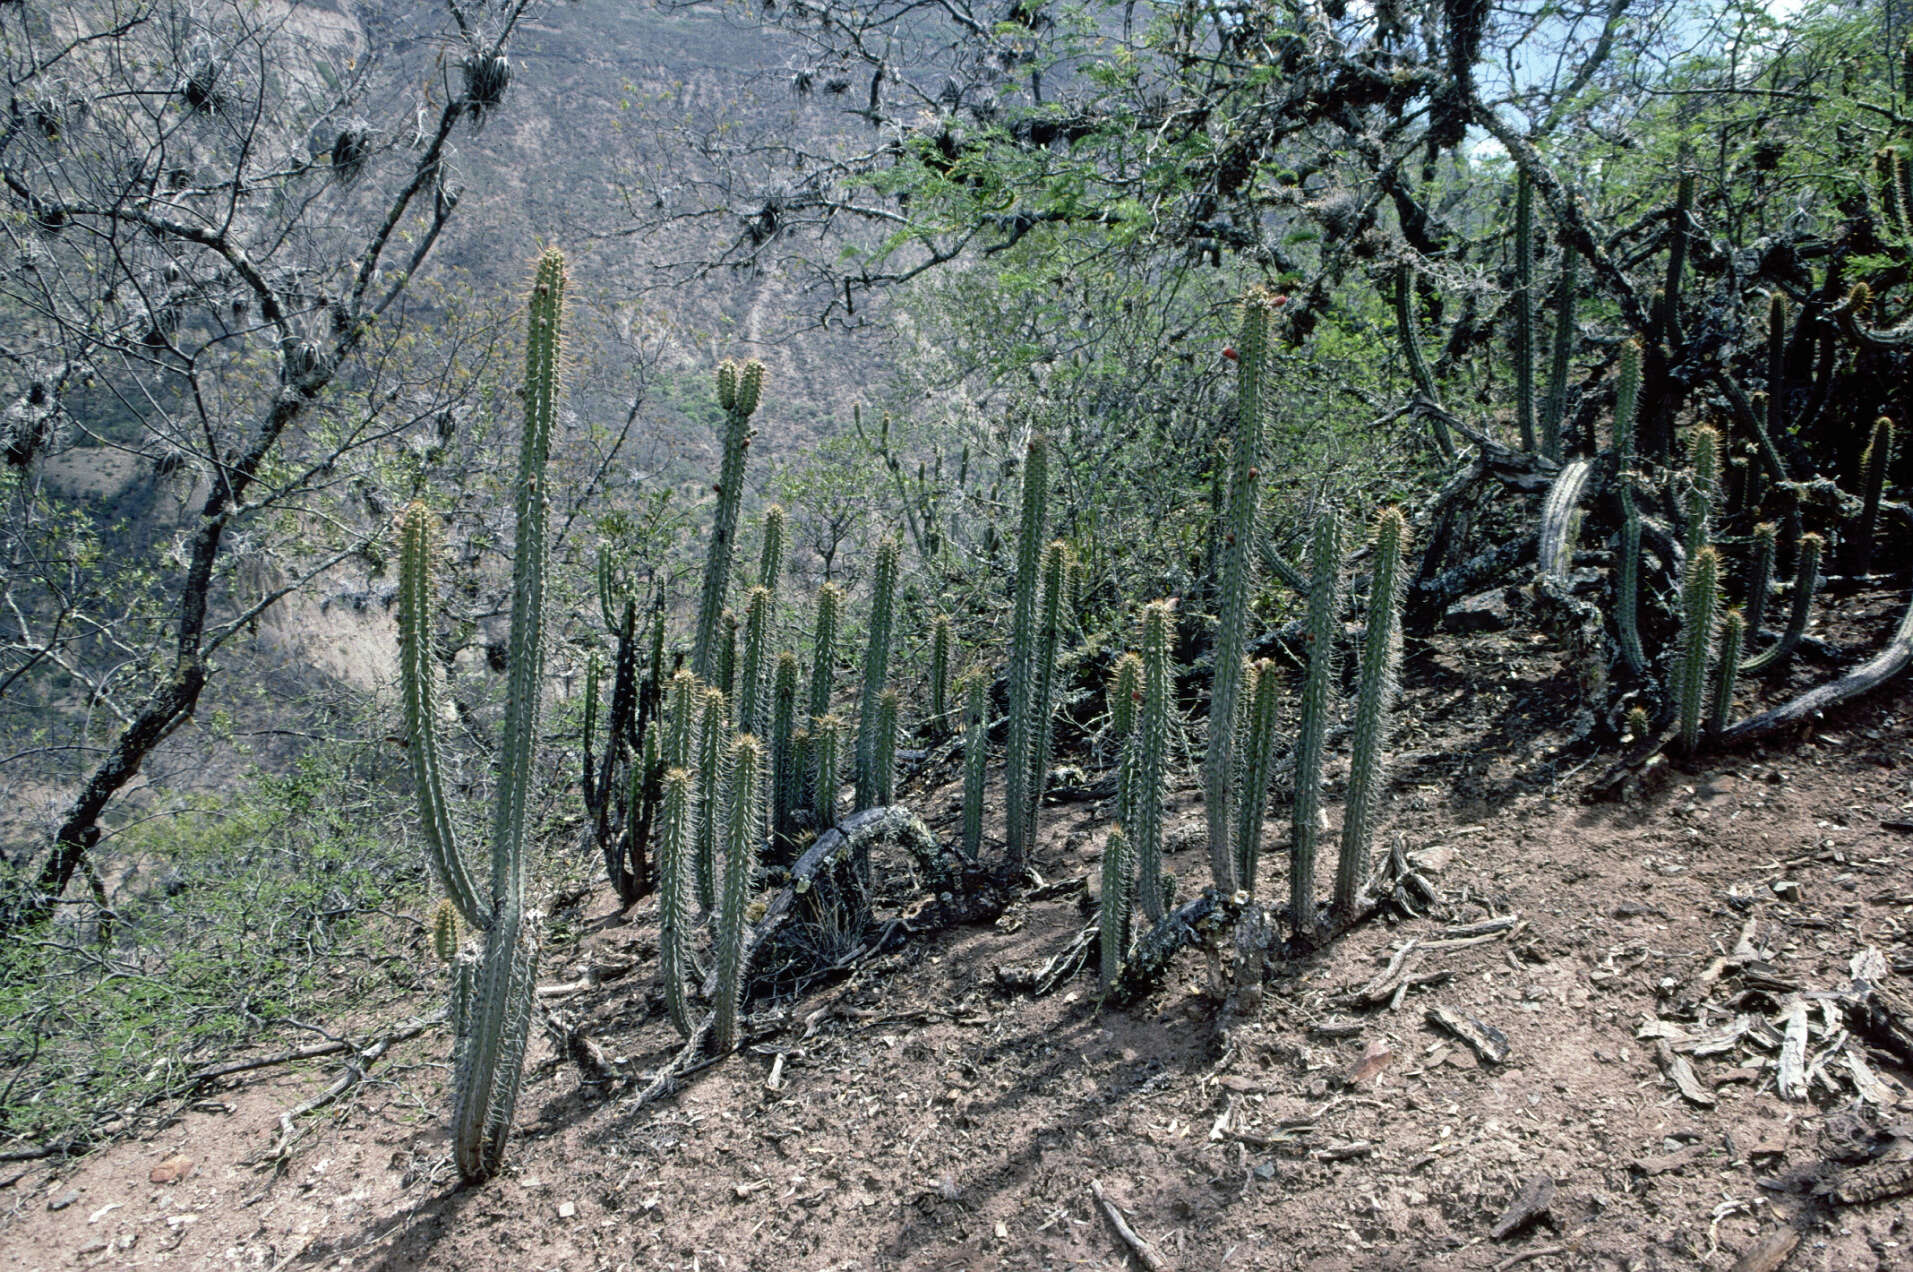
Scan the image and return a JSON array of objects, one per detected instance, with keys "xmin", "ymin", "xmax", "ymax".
[
  {"xmin": 1709, "ymin": 609, "xmax": 1745, "ymax": 740},
  {"xmin": 1206, "ymin": 293, "xmax": 1275, "ymax": 896},
  {"xmin": 1856, "ymin": 417, "xmax": 1894, "ymax": 577},
  {"xmin": 714, "ymin": 734, "xmax": 761, "ymax": 1054},
  {"xmin": 658, "ymin": 767, "xmax": 694, "ymax": 1036},
  {"xmin": 1005, "ymin": 435, "xmax": 1049, "ymax": 867},
  {"xmin": 853, "ymin": 538, "xmax": 901, "ymax": 811},
  {"xmin": 1232, "ymin": 660, "xmax": 1283, "ymax": 894},
  {"xmin": 692, "ymin": 360, "xmax": 763, "ymax": 681},
  {"xmin": 1134, "ymin": 601, "xmax": 1173, "ymax": 922},
  {"xmin": 1020, "ymin": 541, "xmax": 1068, "ymax": 853},
  {"xmin": 1514, "ymin": 171, "xmax": 1537, "ymax": 454},
  {"xmin": 929, "ymin": 614, "xmax": 953, "ymax": 738},
  {"xmin": 1612, "ymin": 340, "xmax": 1648, "ymax": 675},
  {"xmin": 873, "ymin": 688, "xmax": 900, "ymax": 807},
  {"xmin": 960, "ymin": 675, "xmax": 987, "ymax": 859},
  {"xmin": 1291, "ymin": 509, "xmax": 1341, "ymax": 936},
  {"xmin": 397, "ymin": 248, "xmax": 563, "ymax": 1184},
  {"xmin": 1099, "ymin": 826, "xmax": 1132, "ymax": 991},
  {"xmin": 1744, "ymin": 533, "xmax": 1822, "ymax": 675},
  {"xmin": 1335, "ymin": 508, "xmax": 1407, "ymax": 915},
  {"xmin": 694, "ymin": 686, "xmax": 728, "ymax": 910},
  {"xmin": 1676, "ymin": 545, "xmax": 1722, "ymax": 753}
]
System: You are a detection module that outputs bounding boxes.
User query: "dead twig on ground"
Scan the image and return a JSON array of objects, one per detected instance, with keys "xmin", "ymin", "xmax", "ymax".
[{"xmin": 1090, "ymin": 1178, "xmax": 1169, "ymax": 1272}]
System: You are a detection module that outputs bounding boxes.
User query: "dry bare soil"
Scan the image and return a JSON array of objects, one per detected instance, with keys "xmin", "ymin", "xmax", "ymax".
[{"xmin": 5, "ymin": 588, "xmax": 1912, "ymax": 1272}]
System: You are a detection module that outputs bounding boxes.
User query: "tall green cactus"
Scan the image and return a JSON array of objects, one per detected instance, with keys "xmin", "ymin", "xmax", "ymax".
[
  {"xmin": 1612, "ymin": 340, "xmax": 1648, "ymax": 675},
  {"xmin": 1134, "ymin": 601, "xmax": 1173, "ymax": 921},
  {"xmin": 665, "ymin": 668, "xmax": 697, "ymax": 771},
  {"xmin": 1099, "ymin": 826, "xmax": 1132, "ymax": 991},
  {"xmin": 873, "ymin": 688, "xmax": 900, "ymax": 807},
  {"xmin": 1005, "ymin": 434, "xmax": 1049, "ymax": 867},
  {"xmin": 1709, "ymin": 608, "xmax": 1745, "ymax": 740},
  {"xmin": 1744, "ymin": 533, "xmax": 1822, "ymax": 676},
  {"xmin": 694, "ymin": 686, "xmax": 728, "ymax": 910},
  {"xmin": 1019, "ymin": 540, "xmax": 1068, "ymax": 855},
  {"xmin": 807, "ymin": 583, "xmax": 842, "ymax": 726},
  {"xmin": 1291, "ymin": 508, "xmax": 1341, "ymax": 936},
  {"xmin": 813, "ymin": 712, "xmax": 843, "ymax": 830},
  {"xmin": 1110, "ymin": 652, "xmax": 1142, "ymax": 838},
  {"xmin": 770, "ymin": 652, "xmax": 800, "ymax": 844},
  {"xmin": 1514, "ymin": 171, "xmax": 1538, "ymax": 454},
  {"xmin": 1683, "ymin": 425, "xmax": 1721, "ymax": 563},
  {"xmin": 1676, "ymin": 545, "xmax": 1722, "ymax": 753},
  {"xmin": 853, "ymin": 537, "xmax": 901, "ymax": 811},
  {"xmin": 736, "ymin": 586, "xmax": 772, "ymax": 737},
  {"xmin": 929, "ymin": 614, "xmax": 953, "ymax": 739},
  {"xmin": 691, "ymin": 360, "xmax": 764, "ymax": 681},
  {"xmin": 658, "ymin": 767, "xmax": 694, "ymax": 1036},
  {"xmin": 1744, "ymin": 522, "xmax": 1777, "ymax": 648},
  {"xmin": 1856, "ymin": 417, "xmax": 1894, "ymax": 577},
  {"xmin": 960, "ymin": 674, "xmax": 987, "ymax": 859},
  {"xmin": 398, "ymin": 247, "xmax": 563, "ymax": 1184},
  {"xmin": 714, "ymin": 734, "xmax": 761, "ymax": 1054},
  {"xmin": 1232, "ymin": 659, "xmax": 1283, "ymax": 895},
  {"xmin": 715, "ymin": 610, "xmax": 739, "ymax": 700},
  {"xmin": 757, "ymin": 503, "xmax": 786, "ymax": 592},
  {"xmin": 1335, "ymin": 508, "xmax": 1407, "ymax": 916},
  {"xmin": 1543, "ymin": 245, "xmax": 1578, "ymax": 463},
  {"xmin": 1206, "ymin": 292, "xmax": 1276, "ymax": 896}
]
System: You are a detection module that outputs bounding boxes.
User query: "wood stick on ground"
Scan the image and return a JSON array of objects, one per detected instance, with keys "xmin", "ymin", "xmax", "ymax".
[
  {"xmin": 263, "ymin": 1021, "xmax": 431, "ymax": 1165},
  {"xmin": 1494, "ymin": 1246, "xmax": 1568, "ymax": 1272},
  {"xmin": 1089, "ymin": 1179, "xmax": 1169, "ymax": 1272}
]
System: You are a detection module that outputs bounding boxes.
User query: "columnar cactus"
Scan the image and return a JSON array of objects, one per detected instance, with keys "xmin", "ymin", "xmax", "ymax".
[
  {"xmin": 736, "ymin": 586, "xmax": 772, "ymax": 737},
  {"xmin": 960, "ymin": 675, "xmax": 987, "ymax": 859},
  {"xmin": 1291, "ymin": 508, "xmax": 1342, "ymax": 935},
  {"xmin": 1543, "ymin": 246, "xmax": 1577, "ymax": 463},
  {"xmin": 929, "ymin": 614, "xmax": 953, "ymax": 739},
  {"xmin": 665, "ymin": 668, "xmax": 697, "ymax": 771},
  {"xmin": 1744, "ymin": 533, "xmax": 1822, "ymax": 676},
  {"xmin": 657, "ymin": 767, "xmax": 694, "ymax": 1036},
  {"xmin": 714, "ymin": 734, "xmax": 761, "ymax": 1054},
  {"xmin": 757, "ymin": 503, "xmax": 786, "ymax": 592},
  {"xmin": 1856, "ymin": 417, "xmax": 1894, "ymax": 577},
  {"xmin": 1514, "ymin": 171, "xmax": 1538, "ymax": 454},
  {"xmin": 770, "ymin": 652, "xmax": 800, "ymax": 844},
  {"xmin": 1663, "ymin": 170, "xmax": 1694, "ymax": 344},
  {"xmin": 1099, "ymin": 826, "xmax": 1132, "ymax": 991},
  {"xmin": 1205, "ymin": 292, "xmax": 1276, "ymax": 896},
  {"xmin": 1683, "ymin": 425, "xmax": 1721, "ymax": 563},
  {"xmin": 1393, "ymin": 265, "xmax": 1456, "ymax": 458},
  {"xmin": 1744, "ymin": 522, "xmax": 1777, "ymax": 647},
  {"xmin": 807, "ymin": 583, "xmax": 842, "ymax": 726},
  {"xmin": 812, "ymin": 713, "xmax": 843, "ymax": 830},
  {"xmin": 1334, "ymin": 508, "xmax": 1407, "ymax": 915},
  {"xmin": 1676, "ymin": 545, "xmax": 1721, "ymax": 753},
  {"xmin": 691, "ymin": 360, "xmax": 764, "ymax": 681},
  {"xmin": 1612, "ymin": 340, "xmax": 1648, "ymax": 675},
  {"xmin": 1110, "ymin": 652, "xmax": 1142, "ymax": 837},
  {"xmin": 1709, "ymin": 609, "xmax": 1745, "ymax": 739},
  {"xmin": 715, "ymin": 610, "xmax": 738, "ymax": 700},
  {"xmin": 873, "ymin": 688, "xmax": 900, "ymax": 807},
  {"xmin": 397, "ymin": 247, "xmax": 563, "ymax": 1184},
  {"xmin": 1134, "ymin": 601, "xmax": 1173, "ymax": 921},
  {"xmin": 1005, "ymin": 435, "xmax": 1049, "ymax": 867},
  {"xmin": 1231, "ymin": 659, "xmax": 1283, "ymax": 894},
  {"xmin": 853, "ymin": 537, "xmax": 900, "ymax": 811},
  {"xmin": 694, "ymin": 686, "xmax": 728, "ymax": 910},
  {"xmin": 1019, "ymin": 540, "xmax": 1068, "ymax": 854}
]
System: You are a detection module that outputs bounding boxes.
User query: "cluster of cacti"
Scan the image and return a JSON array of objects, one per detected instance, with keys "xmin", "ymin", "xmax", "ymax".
[{"xmin": 398, "ymin": 247, "xmax": 564, "ymax": 1184}]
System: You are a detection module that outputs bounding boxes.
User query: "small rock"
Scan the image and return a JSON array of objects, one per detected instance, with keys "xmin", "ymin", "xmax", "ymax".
[
  {"xmin": 148, "ymin": 1155, "xmax": 193, "ymax": 1185},
  {"xmin": 1772, "ymin": 880, "xmax": 1802, "ymax": 902},
  {"xmin": 48, "ymin": 1190, "xmax": 79, "ymax": 1212},
  {"xmin": 1442, "ymin": 591, "xmax": 1513, "ymax": 634},
  {"xmin": 557, "ymin": 1200, "xmax": 576, "ymax": 1219}
]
